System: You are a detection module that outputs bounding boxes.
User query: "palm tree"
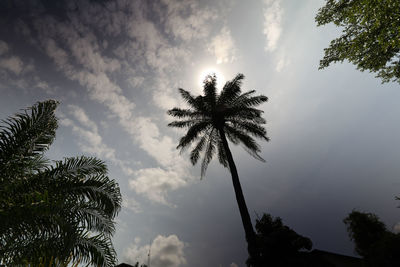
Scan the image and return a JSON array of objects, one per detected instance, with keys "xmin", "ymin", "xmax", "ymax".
[
  {"xmin": 168, "ymin": 73, "xmax": 269, "ymax": 266},
  {"xmin": 0, "ymin": 100, "xmax": 122, "ymax": 266}
]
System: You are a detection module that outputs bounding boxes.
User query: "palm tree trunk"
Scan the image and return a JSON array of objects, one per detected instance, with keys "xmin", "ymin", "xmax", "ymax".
[{"xmin": 218, "ymin": 127, "xmax": 261, "ymax": 266}]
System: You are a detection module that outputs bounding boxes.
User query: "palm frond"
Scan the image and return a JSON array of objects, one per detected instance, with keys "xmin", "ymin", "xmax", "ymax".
[
  {"xmin": 43, "ymin": 157, "xmax": 121, "ymax": 217},
  {"xmin": 167, "ymin": 108, "xmax": 202, "ymax": 119},
  {"xmin": 228, "ymin": 120, "xmax": 269, "ymax": 141},
  {"xmin": 225, "ymin": 106, "xmax": 264, "ymax": 121},
  {"xmin": 71, "ymin": 203, "xmax": 115, "ymax": 235},
  {"xmin": 0, "ymin": 100, "xmax": 58, "ymax": 162},
  {"xmin": 59, "ymin": 175, "xmax": 121, "ymax": 218},
  {"xmin": 50, "ymin": 156, "xmax": 108, "ymax": 178},
  {"xmin": 224, "ymin": 125, "xmax": 265, "ymax": 162},
  {"xmin": 218, "ymin": 73, "xmax": 244, "ymax": 105},
  {"xmin": 168, "ymin": 118, "xmax": 205, "ymax": 128},
  {"xmin": 200, "ymin": 129, "xmax": 217, "ymax": 178},
  {"xmin": 0, "ymin": 101, "xmax": 121, "ymax": 266},
  {"xmin": 177, "ymin": 121, "xmax": 211, "ymax": 151},
  {"xmin": 72, "ymin": 231, "xmax": 117, "ymax": 267},
  {"xmin": 190, "ymin": 134, "xmax": 207, "ymax": 165},
  {"xmin": 238, "ymin": 95, "xmax": 268, "ymax": 107},
  {"xmin": 178, "ymin": 89, "xmax": 207, "ymax": 112},
  {"xmin": 217, "ymin": 137, "xmax": 228, "ymax": 168}
]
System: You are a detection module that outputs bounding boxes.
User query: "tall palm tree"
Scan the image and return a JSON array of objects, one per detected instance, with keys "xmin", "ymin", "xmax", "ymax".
[
  {"xmin": 168, "ymin": 73, "xmax": 269, "ymax": 266},
  {"xmin": 0, "ymin": 100, "xmax": 122, "ymax": 266}
]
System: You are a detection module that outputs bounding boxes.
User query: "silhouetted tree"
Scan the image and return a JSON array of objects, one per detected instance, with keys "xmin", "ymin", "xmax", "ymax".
[
  {"xmin": 315, "ymin": 0, "xmax": 400, "ymax": 83},
  {"xmin": 344, "ymin": 210, "xmax": 400, "ymax": 266},
  {"xmin": 248, "ymin": 213, "xmax": 318, "ymax": 266},
  {"xmin": 168, "ymin": 74, "xmax": 269, "ymax": 266},
  {"xmin": 0, "ymin": 100, "xmax": 122, "ymax": 266}
]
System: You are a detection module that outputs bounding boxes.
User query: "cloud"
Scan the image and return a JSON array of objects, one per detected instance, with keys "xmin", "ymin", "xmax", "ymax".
[
  {"xmin": 43, "ymin": 38, "xmax": 72, "ymax": 74},
  {"xmin": 263, "ymin": 0, "xmax": 283, "ymax": 52},
  {"xmin": 124, "ymin": 235, "xmax": 186, "ymax": 267},
  {"xmin": 68, "ymin": 104, "xmax": 98, "ymax": 132},
  {"xmin": 0, "ymin": 49, "xmax": 47, "ymax": 92},
  {"xmin": 0, "ymin": 40, "xmax": 9, "ymax": 55},
  {"xmin": 44, "ymin": 27, "xmax": 190, "ymax": 204},
  {"xmin": 275, "ymin": 53, "xmax": 290, "ymax": 72},
  {"xmin": 34, "ymin": 77, "xmax": 55, "ymax": 94},
  {"xmin": 126, "ymin": 116, "xmax": 192, "ymax": 205},
  {"xmin": 129, "ymin": 167, "xmax": 187, "ymax": 205},
  {"xmin": 208, "ymin": 27, "xmax": 236, "ymax": 64},
  {"xmin": 230, "ymin": 263, "xmax": 239, "ymax": 267},
  {"xmin": 0, "ymin": 56, "xmax": 24, "ymax": 75},
  {"xmin": 31, "ymin": 0, "xmax": 207, "ymax": 205},
  {"xmin": 59, "ymin": 105, "xmax": 135, "ymax": 176},
  {"xmin": 152, "ymin": 86, "xmax": 179, "ymax": 111},
  {"xmin": 161, "ymin": 0, "xmax": 218, "ymax": 41},
  {"xmin": 122, "ymin": 196, "xmax": 142, "ymax": 214},
  {"xmin": 133, "ymin": 117, "xmax": 178, "ymax": 168}
]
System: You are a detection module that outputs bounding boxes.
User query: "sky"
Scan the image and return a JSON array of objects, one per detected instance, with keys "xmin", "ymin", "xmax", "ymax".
[{"xmin": 1, "ymin": 0, "xmax": 400, "ymax": 266}]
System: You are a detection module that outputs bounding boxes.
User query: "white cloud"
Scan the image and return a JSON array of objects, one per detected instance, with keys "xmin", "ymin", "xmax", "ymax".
[
  {"xmin": 43, "ymin": 38, "xmax": 72, "ymax": 74},
  {"xmin": 34, "ymin": 77, "xmax": 55, "ymax": 94},
  {"xmin": 263, "ymin": 0, "xmax": 283, "ymax": 52},
  {"xmin": 0, "ymin": 40, "xmax": 9, "ymax": 55},
  {"xmin": 59, "ymin": 105, "xmax": 136, "ymax": 176},
  {"xmin": 152, "ymin": 87, "xmax": 179, "ymax": 111},
  {"xmin": 275, "ymin": 53, "xmax": 290, "ymax": 72},
  {"xmin": 122, "ymin": 196, "xmax": 142, "ymax": 214},
  {"xmin": 129, "ymin": 167, "xmax": 187, "ymax": 205},
  {"xmin": 208, "ymin": 27, "xmax": 236, "ymax": 64},
  {"xmin": 124, "ymin": 17, "xmax": 190, "ymax": 73},
  {"xmin": 0, "ymin": 56, "xmax": 24, "ymax": 75},
  {"xmin": 133, "ymin": 117, "xmax": 177, "ymax": 168},
  {"xmin": 124, "ymin": 235, "xmax": 186, "ymax": 267},
  {"xmin": 46, "ymin": 32, "xmax": 190, "ymax": 204},
  {"xmin": 126, "ymin": 116, "xmax": 192, "ymax": 205},
  {"xmin": 68, "ymin": 104, "xmax": 98, "ymax": 132}
]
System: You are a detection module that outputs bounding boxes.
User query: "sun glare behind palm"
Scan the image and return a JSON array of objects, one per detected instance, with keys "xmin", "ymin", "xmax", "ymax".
[{"xmin": 198, "ymin": 67, "xmax": 225, "ymax": 90}]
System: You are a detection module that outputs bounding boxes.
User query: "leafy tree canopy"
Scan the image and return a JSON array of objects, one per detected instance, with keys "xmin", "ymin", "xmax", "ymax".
[
  {"xmin": 344, "ymin": 210, "xmax": 400, "ymax": 266},
  {"xmin": 315, "ymin": 0, "xmax": 400, "ymax": 83}
]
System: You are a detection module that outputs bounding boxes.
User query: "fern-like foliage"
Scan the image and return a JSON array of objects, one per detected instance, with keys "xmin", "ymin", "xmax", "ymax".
[
  {"xmin": 168, "ymin": 74, "xmax": 269, "ymax": 177},
  {"xmin": 0, "ymin": 100, "xmax": 121, "ymax": 267}
]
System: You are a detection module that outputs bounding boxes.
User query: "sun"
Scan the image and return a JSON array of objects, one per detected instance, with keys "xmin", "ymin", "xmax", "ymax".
[{"xmin": 198, "ymin": 67, "xmax": 226, "ymax": 90}]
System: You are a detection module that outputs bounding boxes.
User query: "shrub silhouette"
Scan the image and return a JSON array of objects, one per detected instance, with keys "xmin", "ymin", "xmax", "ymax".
[{"xmin": 248, "ymin": 213, "xmax": 315, "ymax": 266}]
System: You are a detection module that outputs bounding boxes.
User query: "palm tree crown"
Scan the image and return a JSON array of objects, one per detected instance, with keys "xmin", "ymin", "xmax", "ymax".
[
  {"xmin": 0, "ymin": 100, "xmax": 121, "ymax": 266},
  {"xmin": 168, "ymin": 73, "xmax": 269, "ymax": 176}
]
